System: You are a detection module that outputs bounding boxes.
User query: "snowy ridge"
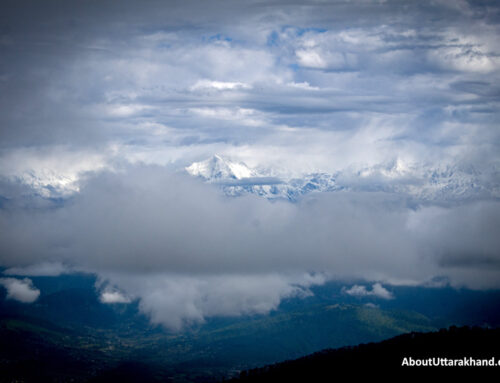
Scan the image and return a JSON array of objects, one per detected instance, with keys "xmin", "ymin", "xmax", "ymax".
[
  {"xmin": 186, "ymin": 155, "xmax": 342, "ymax": 200},
  {"xmin": 186, "ymin": 155, "xmax": 500, "ymax": 203},
  {"xmin": 5, "ymin": 155, "xmax": 498, "ymax": 204}
]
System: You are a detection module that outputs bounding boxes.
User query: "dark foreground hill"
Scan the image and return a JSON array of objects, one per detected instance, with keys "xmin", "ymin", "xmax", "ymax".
[
  {"xmin": 0, "ymin": 302, "xmax": 437, "ymax": 382},
  {"xmin": 230, "ymin": 326, "xmax": 500, "ymax": 381}
]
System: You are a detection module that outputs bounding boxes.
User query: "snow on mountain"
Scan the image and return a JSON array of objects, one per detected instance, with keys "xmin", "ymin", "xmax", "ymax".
[
  {"xmin": 5, "ymin": 154, "xmax": 497, "ymax": 205},
  {"xmin": 186, "ymin": 155, "xmax": 341, "ymax": 200},
  {"xmin": 4, "ymin": 170, "xmax": 81, "ymax": 199},
  {"xmin": 185, "ymin": 155, "xmax": 500, "ymax": 204},
  {"xmin": 186, "ymin": 154, "xmax": 256, "ymax": 180}
]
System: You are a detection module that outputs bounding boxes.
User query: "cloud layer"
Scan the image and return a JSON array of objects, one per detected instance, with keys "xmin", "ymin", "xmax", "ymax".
[{"xmin": 1, "ymin": 166, "xmax": 500, "ymax": 328}]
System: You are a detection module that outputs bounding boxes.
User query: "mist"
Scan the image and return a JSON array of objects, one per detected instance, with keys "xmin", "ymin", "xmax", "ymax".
[{"xmin": 1, "ymin": 165, "xmax": 499, "ymax": 329}]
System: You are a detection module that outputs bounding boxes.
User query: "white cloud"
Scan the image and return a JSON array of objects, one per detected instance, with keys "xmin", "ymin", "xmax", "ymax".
[
  {"xmin": 428, "ymin": 46, "xmax": 496, "ymax": 73},
  {"xmin": 286, "ymin": 82, "xmax": 320, "ymax": 91},
  {"xmin": 99, "ymin": 289, "xmax": 132, "ymax": 304},
  {"xmin": 188, "ymin": 107, "xmax": 265, "ymax": 126},
  {"xmin": 296, "ymin": 49, "xmax": 327, "ymax": 69},
  {"xmin": 4, "ymin": 262, "xmax": 68, "ymax": 277},
  {"xmin": 426, "ymin": 29, "xmax": 499, "ymax": 73},
  {"xmin": 106, "ymin": 103, "xmax": 153, "ymax": 118},
  {"xmin": 190, "ymin": 79, "xmax": 252, "ymax": 91},
  {"xmin": 343, "ymin": 283, "xmax": 394, "ymax": 300},
  {"xmin": 102, "ymin": 272, "xmax": 324, "ymax": 331},
  {"xmin": 0, "ymin": 278, "xmax": 40, "ymax": 303}
]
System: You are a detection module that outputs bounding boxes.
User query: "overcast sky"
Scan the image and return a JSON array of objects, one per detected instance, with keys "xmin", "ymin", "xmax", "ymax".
[{"xmin": 1, "ymin": 0, "xmax": 500, "ymax": 330}]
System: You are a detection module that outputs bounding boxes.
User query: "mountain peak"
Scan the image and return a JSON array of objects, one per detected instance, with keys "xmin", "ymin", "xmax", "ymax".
[{"xmin": 185, "ymin": 155, "xmax": 256, "ymax": 180}]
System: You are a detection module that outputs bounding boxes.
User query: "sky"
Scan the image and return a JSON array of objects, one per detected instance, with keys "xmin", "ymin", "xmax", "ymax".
[{"xmin": 1, "ymin": 0, "xmax": 500, "ymax": 330}]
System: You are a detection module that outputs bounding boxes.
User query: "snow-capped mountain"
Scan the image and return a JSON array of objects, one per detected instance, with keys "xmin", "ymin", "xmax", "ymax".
[
  {"xmin": 186, "ymin": 155, "xmax": 341, "ymax": 200},
  {"xmin": 185, "ymin": 154, "xmax": 256, "ymax": 181},
  {"xmin": 6, "ymin": 154, "xmax": 497, "ymax": 205},
  {"xmin": 186, "ymin": 155, "xmax": 500, "ymax": 203}
]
